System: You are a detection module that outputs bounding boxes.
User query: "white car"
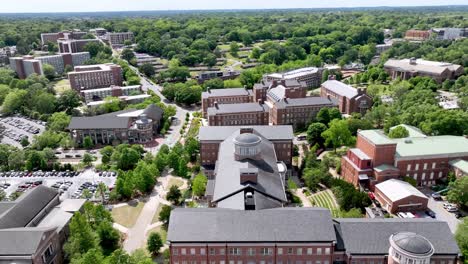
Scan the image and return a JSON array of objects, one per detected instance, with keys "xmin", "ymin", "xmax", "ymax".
[
  {"xmin": 405, "ymin": 212, "xmax": 416, "ymax": 218},
  {"xmin": 397, "ymin": 212, "xmax": 408, "ymax": 218}
]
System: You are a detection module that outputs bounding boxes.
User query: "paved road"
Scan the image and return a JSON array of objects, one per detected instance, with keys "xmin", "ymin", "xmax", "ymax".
[{"xmin": 427, "ymin": 197, "xmax": 461, "ymax": 233}]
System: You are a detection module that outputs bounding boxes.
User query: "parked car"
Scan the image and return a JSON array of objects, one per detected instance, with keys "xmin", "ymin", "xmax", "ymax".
[
  {"xmin": 446, "ymin": 206, "xmax": 459, "ymax": 212},
  {"xmin": 397, "ymin": 212, "xmax": 408, "ymax": 218},
  {"xmin": 425, "ymin": 210, "xmax": 436, "ymax": 218},
  {"xmin": 431, "ymin": 193, "xmax": 442, "ymax": 200}
]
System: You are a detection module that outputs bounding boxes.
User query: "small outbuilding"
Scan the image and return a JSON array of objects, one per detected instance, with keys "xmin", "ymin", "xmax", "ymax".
[{"xmin": 375, "ymin": 179, "xmax": 428, "ymax": 214}]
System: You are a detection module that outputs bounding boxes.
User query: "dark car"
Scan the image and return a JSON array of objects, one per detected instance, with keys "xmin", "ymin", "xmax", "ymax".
[
  {"xmin": 431, "ymin": 193, "xmax": 442, "ymax": 200},
  {"xmin": 425, "ymin": 210, "xmax": 436, "ymax": 218}
]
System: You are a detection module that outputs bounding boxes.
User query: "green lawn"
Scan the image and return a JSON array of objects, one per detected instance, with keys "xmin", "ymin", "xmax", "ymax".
[
  {"xmin": 186, "ymin": 118, "xmax": 201, "ymax": 138},
  {"xmin": 168, "ymin": 178, "xmax": 184, "ymax": 188},
  {"xmin": 151, "ymin": 204, "xmax": 164, "ymax": 224},
  {"xmin": 111, "ymin": 202, "xmax": 145, "ymax": 228},
  {"xmin": 53, "ymin": 79, "xmax": 71, "ymax": 94},
  {"xmin": 310, "ymin": 191, "xmax": 341, "ymax": 218}
]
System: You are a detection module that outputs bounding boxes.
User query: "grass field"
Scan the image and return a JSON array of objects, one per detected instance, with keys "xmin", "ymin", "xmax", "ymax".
[
  {"xmin": 151, "ymin": 204, "xmax": 164, "ymax": 224},
  {"xmin": 186, "ymin": 118, "xmax": 201, "ymax": 138},
  {"xmin": 53, "ymin": 79, "xmax": 71, "ymax": 94},
  {"xmin": 310, "ymin": 190, "xmax": 341, "ymax": 218},
  {"xmin": 111, "ymin": 202, "xmax": 145, "ymax": 228},
  {"xmin": 168, "ymin": 178, "xmax": 184, "ymax": 188}
]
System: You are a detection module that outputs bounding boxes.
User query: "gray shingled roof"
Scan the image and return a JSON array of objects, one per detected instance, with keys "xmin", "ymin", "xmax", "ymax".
[
  {"xmin": 275, "ymin": 97, "xmax": 336, "ymax": 109},
  {"xmin": 0, "ymin": 186, "xmax": 59, "ymax": 229},
  {"xmin": 199, "ymin": 125, "xmax": 293, "ymax": 141},
  {"xmin": 334, "ymin": 218, "xmax": 459, "ymax": 255},
  {"xmin": 0, "ymin": 227, "xmax": 55, "ymax": 256},
  {"xmin": 202, "ymin": 88, "xmax": 252, "ymax": 99},
  {"xmin": 167, "ymin": 208, "xmax": 336, "ymax": 243},
  {"xmin": 207, "ymin": 102, "xmax": 269, "ymax": 115},
  {"xmin": 212, "ymin": 130, "xmax": 287, "ymax": 208},
  {"xmin": 322, "ymin": 80, "xmax": 358, "ymax": 99},
  {"xmin": 254, "ymin": 79, "xmax": 303, "ymax": 90}
]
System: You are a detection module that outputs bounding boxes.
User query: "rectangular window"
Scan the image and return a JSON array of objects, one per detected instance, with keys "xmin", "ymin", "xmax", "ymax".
[
  {"xmin": 413, "ymin": 173, "xmax": 418, "ymax": 180},
  {"xmin": 288, "ymin": 248, "xmax": 293, "ymax": 254},
  {"xmin": 209, "ymin": 248, "xmax": 215, "ymax": 255},
  {"xmin": 181, "ymin": 248, "xmax": 186, "ymax": 255},
  {"xmin": 424, "ymin": 163, "xmax": 428, "ymax": 169},
  {"xmin": 220, "ymin": 249, "xmax": 225, "ymax": 255},
  {"xmin": 278, "ymin": 248, "xmax": 283, "ymax": 255},
  {"xmin": 430, "ymin": 172, "xmax": 434, "ymax": 179},
  {"xmin": 432, "ymin": 162, "xmax": 436, "ymax": 169},
  {"xmin": 190, "ymin": 248, "xmax": 196, "ymax": 255},
  {"xmin": 229, "ymin": 248, "xmax": 241, "ymax": 255},
  {"xmin": 316, "ymin": 261, "xmax": 321, "ymax": 264},
  {"xmin": 325, "ymin": 248, "xmax": 330, "ymax": 254},
  {"xmin": 407, "ymin": 164, "xmax": 411, "ymax": 171},
  {"xmin": 422, "ymin": 173, "xmax": 426, "ymax": 180},
  {"xmin": 439, "ymin": 171, "xmax": 443, "ymax": 178},
  {"xmin": 415, "ymin": 164, "xmax": 419, "ymax": 170},
  {"xmin": 297, "ymin": 248, "xmax": 302, "ymax": 255},
  {"xmin": 173, "ymin": 249, "xmax": 179, "ymax": 255},
  {"xmin": 201, "ymin": 248, "xmax": 206, "ymax": 255},
  {"xmin": 317, "ymin": 248, "xmax": 322, "ymax": 255},
  {"xmin": 324, "ymin": 261, "xmax": 329, "ymax": 264},
  {"xmin": 248, "ymin": 248, "xmax": 255, "ymax": 256},
  {"xmin": 307, "ymin": 248, "xmax": 313, "ymax": 255}
]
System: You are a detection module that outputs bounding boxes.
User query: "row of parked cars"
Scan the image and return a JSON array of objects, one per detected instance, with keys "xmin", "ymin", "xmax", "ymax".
[
  {"xmin": 397, "ymin": 210, "xmax": 436, "ymax": 219},
  {"xmin": 442, "ymin": 203, "xmax": 462, "ymax": 218},
  {"xmin": 15, "ymin": 180, "xmax": 43, "ymax": 193},
  {"xmin": 98, "ymin": 171, "xmax": 117, "ymax": 177},
  {"xmin": 1, "ymin": 117, "xmax": 42, "ymax": 134},
  {"xmin": 51, "ymin": 181, "xmax": 74, "ymax": 193},
  {"xmin": 71, "ymin": 181, "xmax": 110, "ymax": 200},
  {"xmin": 0, "ymin": 171, "xmax": 80, "ymax": 178}
]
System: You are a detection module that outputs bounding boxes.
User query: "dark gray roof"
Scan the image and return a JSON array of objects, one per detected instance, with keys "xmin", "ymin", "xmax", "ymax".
[
  {"xmin": 392, "ymin": 232, "xmax": 434, "ymax": 255},
  {"xmin": 275, "ymin": 97, "xmax": 336, "ymax": 109},
  {"xmin": 212, "ymin": 129, "xmax": 287, "ymax": 208},
  {"xmin": 167, "ymin": 208, "xmax": 336, "ymax": 243},
  {"xmin": 0, "ymin": 227, "xmax": 55, "ymax": 256},
  {"xmin": 68, "ymin": 104, "xmax": 162, "ymax": 130},
  {"xmin": 202, "ymin": 88, "xmax": 252, "ymax": 99},
  {"xmin": 68, "ymin": 109, "xmax": 133, "ymax": 130},
  {"xmin": 234, "ymin": 133, "xmax": 262, "ymax": 145},
  {"xmin": 207, "ymin": 103, "xmax": 269, "ymax": 115},
  {"xmin": 334, "ymin": 218, "xmax": 459, "ymax": 255},
  {"xmin": 0, "ymin": 203, "xmax": 15, "ymax": 215},
  {"xmin": 321, "ymin": 80, "xmax": 358, "ymax": 99},
  {"xmin": 199, "ymin": 125, "xmax": 293, "ymax": 141},
  {"xmin": 254, "ymin": 79, "xmax": 303, "ymax": 90},
  {"xmin": 0, "ymin": 186, "xmax": 59, "ymax": 229}
]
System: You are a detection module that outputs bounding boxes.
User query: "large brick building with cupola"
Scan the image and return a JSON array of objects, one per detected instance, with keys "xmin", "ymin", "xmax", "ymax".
[
  {"xmin": 341, "ymin": 125, "xmax": 468, "ymax": 190},
  {"xmin": 167, "ymin": 207, "xmax": 459, "ymax": 264}
]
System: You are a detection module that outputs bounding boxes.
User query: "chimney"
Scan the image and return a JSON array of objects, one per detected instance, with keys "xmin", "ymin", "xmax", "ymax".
[
  {"xmin": 207, "ymin": 87, "xmax": 211, "ymax": 93},
  {"xmin": 328, "ymin": 74, "xmax": 336, "ymax": 81},
  {"xmin": 214, "ymin": 101, "xmax": 218, "ymax": 109},
  {"xmin": 409, "ymin": 57, "xmax": 417, "ymax": 65},
  {"xmin": 258, "ymin": 99, "xmax": 263, "ymax": 105}
]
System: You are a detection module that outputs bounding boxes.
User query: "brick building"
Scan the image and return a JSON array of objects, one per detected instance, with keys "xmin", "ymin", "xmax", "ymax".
[
  {"xmin": 264, "ymin": 67, "xmax": 324, "ymax": 88},
  {"xmin": 106, "ymin": 32, "xmax": 134, "ymax": 46},
  {"xmin": 207, "ymin": 102, "xmax": 269, "ymax": 126},
  {"xmin": 341, "ymin": 125, "xmax": 468, "ymax": 190},
  {"xmin": 201, "ymin": 88, "xmax": 253, "ymax": 117},
  {"xmin": 374, "ymin": 179, "xmax": 429, "ymax": 214},
  {"xmin": 81, "ymin": 85, "xmax": 142, "ymax": 103},
  {"xmin": 253, "ymin": 79, "xmax": 306, "ymax": 103},
  {"xmin": 269, "ymin": 97, "xmax": 337, "ymax": 128},
  {"xmin": 40, "ymin": 30, "xmax": 87, "ymax": 45},
  {"xmin": 58, "ymin": 38, "xmax": 100, "ymax": 53},
  {"xmin": 0, "ymin": 186, "xmax": 86, "ymax": 264},
  {"xmin": 167, "ymin": 208, "xmax": 459, "ymax": 264},
  {"xmin": 68, "ymin": 63, "xmax": 123, "ymax": 91},
  {"xmin": 449, "ymin": 159, "xmax": 468, "ymax": 178},
  {"xmin": 384, "ymin": 58, "xmax": 464, "ymax": 83},
  {"xmin": 404, "ymin": 30, "xmax": 431, "ymax": 41},
  {"xmin": 68, "ymin": 104, "xmax": 163, "ymax": 145},
  {"xmin": 320, "ymin": 79, "xmax": 373, "ymax": 115}
]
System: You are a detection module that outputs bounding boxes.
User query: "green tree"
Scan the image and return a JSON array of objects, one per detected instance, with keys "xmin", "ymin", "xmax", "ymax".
[
  {"xmin": 48, "ymin": 112, "xmax": 71, "ymax": 132},
  {"xmin": 322, "ymin": 119, "xmax": 355, "ymax": 152},
  {"xmin": 230, "ymin": 42, "xmax": 240, "ymax": 57},
  {"xmin": 121, "ymin": 48, "xmax": 136, "ymax": 62},
  {"xmin": 166, "ymin": 185, "xmax": 182, "ymax": 204},
  {"xmin": 57, "ymin": 89, "xmax": 81, "ymax": 114},
  {"xmin": 0, "ymin": 189, "xmax": 6, "ymax": 201},
  {"xmin": 159, "ymin": 205, "xmax": 172, "ymax": 226},
  {"xmin": 34, "ymin": 92, "xmax": 57, "ymax": 114},
  {"xmin": 307, "ymin": 122, "xmax": 327, "ymax": 146},
  {"xmin": 20, "ymin": 137, "xmax": 30, "ymax": 147},
  {"xmin": 388, "ymin": 126, "xmax": 410, "ymax": 139},
  {"xmin": 447, "ymin": 177, "xmax": 468, "ymax": 208},
  {"xmin": 455, "ymin": 218, "xmax": 468, "ymax": 263},
  {"xmin": 192, "ymin": 173, "xmax": 208, "ymax": 197},
  {"xmin": 8, "ymin": 150, "xmax": 25, "ymax": 170},
  {"xmin": 100, "ymin": 146, "xmax": 114, "ymax": 164},
  {"xmin": 83, "ymin": 136, "xmax": 94, "ymax": 149},
  {"xmin": 42, "ymin": 63, "xmax": 56, "ymax": 80},
  {"xmin": 203, "ymin": 53, "xmax": 217, "ymax": 68},
  {"xmin": 2, "ymin": 89, "xmax": 27, "ymax": 114},
  {"xmin": 139, "ymin": 63, "xmax": 155, "ymax": 77},
  {"xmin": 97, "ymin": 221, "xmax": 120, "ymax": 255},
  {"xmin": 64, "ymin": 212, "xmax": 99, "ymax": 259},
  {"xmin": 147, "ymin": 232, "xmax": 163, "ymax": 255},
  {"xmin": 82, "ymin": 153, "xmax": 94, "ymax": 167},
  {"xmin": 25, "ymin": 150, "xmax": 46, "ymax": 171}
]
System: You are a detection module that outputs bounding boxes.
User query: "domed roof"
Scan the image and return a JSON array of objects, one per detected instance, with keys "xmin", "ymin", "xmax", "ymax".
[
  {"xmin": 391, "ymin": 232, "xmax": 434, "ymax": 255},
  {"xmin": 233, "ymin": 133, "xmax": 261, "ymax": 146}
]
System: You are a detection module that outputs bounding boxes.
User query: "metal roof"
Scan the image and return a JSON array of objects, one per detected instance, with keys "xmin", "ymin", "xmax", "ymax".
[
  {"xmin": 202, "ymin": 88, "xmax": 252, "ymax": 99},
  {"xmin": 199, "ymin": 126, "xmax": 293, "ymax": 141},
  {"xmin": 384, "ymin": 59, "xmax": 462, "ymax": 75},
  {"xmin": 207, "ymin": 102, "xmax": 268, "ymax": 115},
  {"xmin": 375, "ymin": 179, "xmax": 427, "ymax": 202},
  {"xmin": 167, "ymin": 208, "xmax": 336, "ymax": 243},
  {"xmin": 449, "ymin": 159, "xmax": 468, "ymax": 173},
  {"xmin": 321, "ymin": 80, "xmax": 359, "ymax": 99},
  {"xmin": 0, "ymin": 227, "xmax": 56, "ymax": 256},
  {"xmin": 274, "ymin": 97, "xmax": 336, "ymax": 109}
]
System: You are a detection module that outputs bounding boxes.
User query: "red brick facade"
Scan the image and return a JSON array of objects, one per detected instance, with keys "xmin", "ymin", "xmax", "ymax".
[{"xmin": 320, "ymin": 84, "xmax": 373, "ymax": 115}]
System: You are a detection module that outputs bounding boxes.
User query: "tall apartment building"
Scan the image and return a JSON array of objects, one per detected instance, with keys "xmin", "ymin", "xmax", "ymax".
[
  {"xmin": 431, "ymin": 28, "xmax": 468, "ymax": 40},
  {"xmin": 320, "ymin": 78, "xmax": 373, "ymax": 115},
  {"xmin": 40, "ymin": 30, "xmax": 87, "ymax": 45},
  {"xmin": 264, "ymin": 67, "xmax": 323, "ymax": 88},
  {"xmin": 253, "ymin": 79, "xmax": 307, "ymax": 103},
  {"xmin": 167, "ymin": 208, "xmax": 459, "ymax": 264},
  {"xmin": 9, "ymin": 56, "xmax": 42, "ymax": 78},
  {"xmin": 341, "ymin": 125, "xmax": 468, "ymax": 190},
  {"xmin": 58, "ymin": 39, "xmax": 100, "ymax": 53},
  {"xmin": 107, "ymin": 32, "xmax": 134, "ymax": 46},
  {"xmin": 207, "ymin": 102, "xmax": 269, "ymax": 126},
  {"xmin": 68, "ymin": 63, "xmax": 123, "ymax": 91},
  {"xmin": 201, "ymin": 88, "xmax": 253, "ymax": 117},
  {"xmin": 404, "ymin": 30, "xmax": 431, "ymax": 41},
  {"xmin": 269, "ymin": 97, "xmax": 337, "ymax": 128},
  {"xmin": 90, "ymin": 28, "xmax": 108, "ymax": 36},
  {"xmin": 0, "ymin": 186, "xmax": 86, "ymax": 264},
  {"xmin": 384, "ymin": 58, "xmax": 464, "ymax": 83},
  {"xmin": 10, "ymin": 53, "xmax": 90, "ymax": 78}
]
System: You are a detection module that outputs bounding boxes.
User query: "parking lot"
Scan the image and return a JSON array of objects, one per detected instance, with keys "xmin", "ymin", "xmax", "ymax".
[
  {"xmin": 0, "ymin": 115, "xmax": 46, "ymax": 148},
  {"xmin": 0, "ymin": 169, "xmax": 116, "ymax": 202}
]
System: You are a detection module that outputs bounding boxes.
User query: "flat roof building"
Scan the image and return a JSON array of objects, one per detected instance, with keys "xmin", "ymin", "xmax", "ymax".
[
  {"xmin": 68, "ymin": 104, "xmax": 163, "ymax": 145},
  {"xmin": 40, "ymin": 30, "xmax": 87, "ymax": 45},
  {"xmin": 264, "ymin": 67, "xmax": 324, "ymax": 88},
  {"xmin": 201, "ymin": 88, "xmax": 253, "ymax": 117},
  {"xmin": 384, "ymin": 58, "xmax": 464, "ymax": 83},
  {"xmin": 68, "ymin": 63, "xmax": 123, "ymax": 91},
  {"xmin": 404, "ymin": 30, "xmax": 431, "ymax": 41},
  {"xmin": 107, "ymin": 32, "xmax": 134, "ymax": 46},
  {"xmin": 374, "ymin": 179, "xmax": 429, "ymax": 214},
  {"xmin": 320, "ymin": 78, "xmax": 373, "ymax": 115},
  {"xmin": 81, "ymin": 85, "xmax": 142, "ymax": 103},
  {"xmin": 57, "ymin": 38, "xmax": 100, "ymax": 53},
  {"xmin": 341, "ymin": 125, "xmax": 468, "ymax": 189},
  {"xmin": 207, "ymin": 102, "xmax": 269, "ymax": 126},
  {"xmin": 167, "ymin": 207, "xmax": 459, "ymax": 264}
]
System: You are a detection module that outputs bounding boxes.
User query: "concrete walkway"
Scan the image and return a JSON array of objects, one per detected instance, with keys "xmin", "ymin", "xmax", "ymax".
[
  {"xmin": 113, "ymin": 223, "xmax": 129, "ymax": 234},
  {"xmin": 122, "ymin": 175, "xmax": 188, "ymax": 253},
  {"xmin": 294, "ymin": 188, "xmax": 312, "ymax": 207}
]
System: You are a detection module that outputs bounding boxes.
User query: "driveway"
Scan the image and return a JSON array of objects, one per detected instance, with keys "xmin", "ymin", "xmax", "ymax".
[{"xmin": 427, "ymin": 197, "xmax": 461, "ymax": 233}]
